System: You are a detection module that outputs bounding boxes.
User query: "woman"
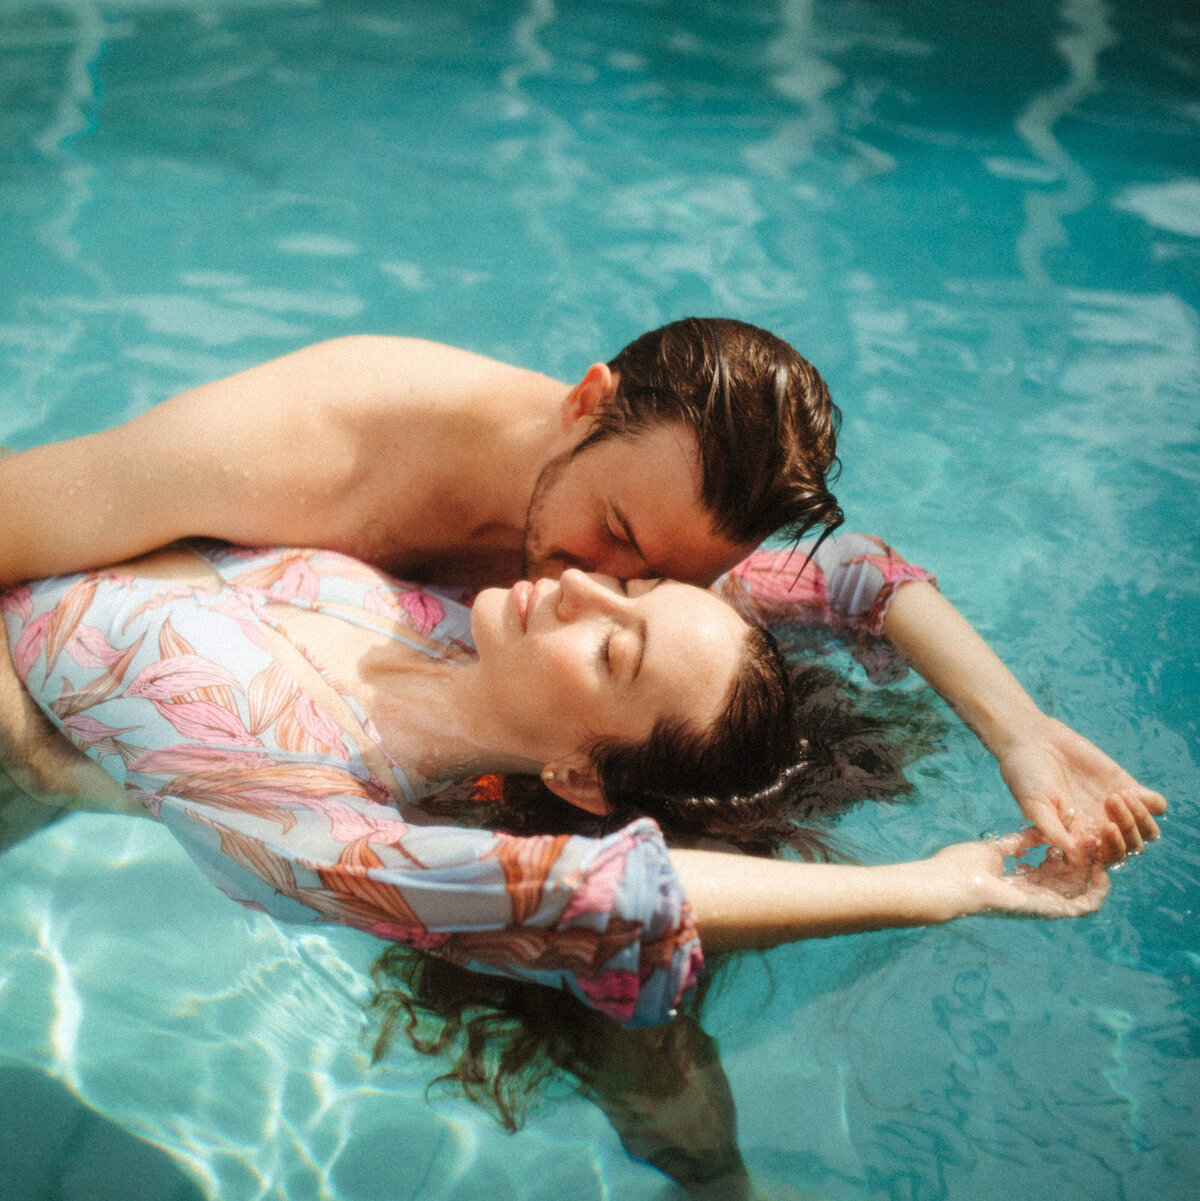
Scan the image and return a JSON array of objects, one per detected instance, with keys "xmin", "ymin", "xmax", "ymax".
[
  {"xmin": 3, "ymin": 533, "xmax": 1156, "ymax": 1198},
  {"xmin": 0, "ymin": 534, "xmax": 1131, "ymax": 1030}
]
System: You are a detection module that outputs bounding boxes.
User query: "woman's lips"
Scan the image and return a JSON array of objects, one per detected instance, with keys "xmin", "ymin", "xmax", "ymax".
[{"xmin": 511, "ymin": 580, "xmax": 533, "ymax": 631}]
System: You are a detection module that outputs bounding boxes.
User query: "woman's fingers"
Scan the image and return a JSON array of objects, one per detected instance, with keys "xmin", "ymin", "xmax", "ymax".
[
  {"xmin": 1100, "ymin": 791, "xmax": 1163, "ymax": 861},
  {"xmin": 1142, "ymin": 787, "xmax": 1168, "ymax": 817}
]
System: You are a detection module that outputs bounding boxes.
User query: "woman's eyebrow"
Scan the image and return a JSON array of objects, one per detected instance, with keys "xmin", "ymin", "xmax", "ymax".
[
  {"xmin": 630, "ymin": 580, "xmax": 663, "ymax": 682},
  {"xmin": 632, "ymin": 617, "xmax": 647, "ymax": 682}
]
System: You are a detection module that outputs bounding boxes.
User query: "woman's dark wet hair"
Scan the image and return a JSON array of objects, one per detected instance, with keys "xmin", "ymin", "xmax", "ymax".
[
  {"xmin": 371, "ymin": 641, "xmax": 946, "ymax": 1132},
  {"xmin": 590, "ymin": 624, "xmax": 799, "ymax": 852}
]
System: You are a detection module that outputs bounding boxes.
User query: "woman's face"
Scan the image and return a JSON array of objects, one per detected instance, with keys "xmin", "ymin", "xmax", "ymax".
[{"xmin": 469, "ymin": 569, "xmax": 749, "ymax": 767}]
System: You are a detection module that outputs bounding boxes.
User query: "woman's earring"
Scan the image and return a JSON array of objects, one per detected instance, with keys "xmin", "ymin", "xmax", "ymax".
[{"xmin": 541, "ymin": 768, "xmax": 556, "ymax": 784}]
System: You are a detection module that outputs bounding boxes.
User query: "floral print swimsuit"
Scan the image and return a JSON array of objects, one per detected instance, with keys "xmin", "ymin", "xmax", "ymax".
[{"xmin": 2, "ymin": 534, "xmax": 932, "ymax": 1026}]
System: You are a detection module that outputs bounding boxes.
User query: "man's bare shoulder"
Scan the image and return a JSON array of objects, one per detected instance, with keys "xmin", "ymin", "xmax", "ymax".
[{"xmin": 307, "ymin": 335, "xmax": 567, "ymax": 420}]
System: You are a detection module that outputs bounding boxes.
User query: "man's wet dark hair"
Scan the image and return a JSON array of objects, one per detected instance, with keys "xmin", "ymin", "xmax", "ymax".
[{"xmin": 579, "ymin": 317, "xmax": 844, "ymax": 548}]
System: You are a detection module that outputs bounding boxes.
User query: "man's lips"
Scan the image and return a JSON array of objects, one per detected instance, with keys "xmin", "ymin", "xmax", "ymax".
[{"xmin": 511, "ymin": 580, "xmax": 533, "ymax": 631}]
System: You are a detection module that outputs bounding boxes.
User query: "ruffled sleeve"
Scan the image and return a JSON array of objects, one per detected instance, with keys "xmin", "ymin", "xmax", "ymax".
[
  {"xmin": 158, "ymin": 791, "xmax": 701, "ymax": 1029},
  {"xmin": 714, "ymin": 531, "xmax": 937, "ymax": 682}
]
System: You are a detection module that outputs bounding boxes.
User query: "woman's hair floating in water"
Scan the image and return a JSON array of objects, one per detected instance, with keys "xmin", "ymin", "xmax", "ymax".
[{"xmin": 371, "ymin": 655, "xmax": 945, "ymax": 1129}]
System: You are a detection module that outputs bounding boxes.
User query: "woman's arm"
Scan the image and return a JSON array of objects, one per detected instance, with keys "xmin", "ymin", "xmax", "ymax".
[
  {"xmin": 719, "ymin": 535, "xmax": 1166, "ymax": 862},
  {"xmin": 671, "ymin": 828, "xmax": 1109, "ymax": 954},
  {"xmin": 881, "ymin": 582, "xmax": 1165, "ymax": 863}
]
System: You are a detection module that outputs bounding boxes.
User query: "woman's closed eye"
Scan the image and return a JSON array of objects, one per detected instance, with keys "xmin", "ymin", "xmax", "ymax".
[
  {"xmin": 598, "ymin": 622, "xmax": 645, "ymax": 684},
  {"xmin": 599, "ymin": 628, "xmax": 617, "ymax": 674}
]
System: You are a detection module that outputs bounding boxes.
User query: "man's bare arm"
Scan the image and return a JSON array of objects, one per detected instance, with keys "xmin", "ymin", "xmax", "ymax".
[
  {"xmin": 0, "ymin": 336, "xmax": 550, "ymax": 587},
  {"xmin": 0, "ymin": 338, "xmax": 412, "ymax": 586}
]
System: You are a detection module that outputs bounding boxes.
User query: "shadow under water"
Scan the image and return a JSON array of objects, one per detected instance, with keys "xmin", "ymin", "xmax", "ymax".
[{"xmin": 0, "ymin": 1063, "xmax": 207, "ymax": 1201}]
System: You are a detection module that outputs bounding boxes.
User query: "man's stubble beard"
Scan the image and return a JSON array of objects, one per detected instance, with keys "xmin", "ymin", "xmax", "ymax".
[{"xmin": 520, "ymin": 448, "xmax": 573, "ymax": 579}]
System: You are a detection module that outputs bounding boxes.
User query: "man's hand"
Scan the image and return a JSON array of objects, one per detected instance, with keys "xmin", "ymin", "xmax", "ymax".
[{"xmin": 997, "ymin": 715, "xmax": 1166, "ymax": 863}]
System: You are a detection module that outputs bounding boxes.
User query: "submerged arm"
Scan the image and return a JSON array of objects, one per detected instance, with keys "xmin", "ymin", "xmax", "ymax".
[{"xmin": 578, "ymin": 1015, "xmax": 755, "ymax": 1198}]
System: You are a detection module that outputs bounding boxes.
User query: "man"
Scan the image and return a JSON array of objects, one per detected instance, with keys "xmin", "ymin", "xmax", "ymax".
[
  {"xmin": 0, "ymin": 317, "xmax": 1164, "ymax": 860},
  {"xmin": 0, "ymin": 317, "xmax": 840, "ymax": 591}
]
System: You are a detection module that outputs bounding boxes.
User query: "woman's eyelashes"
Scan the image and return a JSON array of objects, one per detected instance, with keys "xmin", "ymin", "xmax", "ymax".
[{"xmin": 599, "ymin": 628, "xmax": 616, "ymax": 673}]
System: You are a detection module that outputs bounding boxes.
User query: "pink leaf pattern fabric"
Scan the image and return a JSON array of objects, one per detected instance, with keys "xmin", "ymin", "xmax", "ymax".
[
  {"xmin": 149, "ymin": 697, "xmax": 260, "ymax": 746},
  {"xmin": 13, "ymin": 611, "xmax": 51, "ymax": 679},
  {"xmin": 489, "ymin": 832, "xmax": 572, "ymax": 925},
  {"xmin": 49, "ymin": 634, "xmax": 147, "ymax": 720},
  {"xmin": 0, "ymin": 583, "xmax": 32, "ymax": 621},
  {"xmin": 127, "ymin": 654, "xmax": 242, "ymax": 704},
  {"xmin": 62, "ymin": 714, "xmax": 139, "ymax": 744},
  {"xmin": 43, "ymin": 577, "xmax": 99, "ymax": 673},
  {"xmin": 399, "ymin": 588, "xmax": 445, "ymax": 636},
  {"xmin": 65, "ymin": 624, "xmax": 130, "ymax": 669},
  {"xmin": 275, "ymin": 693, "xmax": 350, "ymax": 761}
]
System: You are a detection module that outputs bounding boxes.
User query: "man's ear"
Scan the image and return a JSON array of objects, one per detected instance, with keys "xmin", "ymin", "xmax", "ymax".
[
  {"xmin": 540, "ymin": 761, "xmax": 613, "ymax": 816},
  {"xmin": 561, "ymin": 362, "xmax": 618, "ymax": 432}
]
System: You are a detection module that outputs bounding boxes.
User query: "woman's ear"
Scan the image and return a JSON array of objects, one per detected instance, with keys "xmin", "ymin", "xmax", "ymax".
[{"xmin": 540, "ymin": 762, "xmax": 612, "ymax": 816}]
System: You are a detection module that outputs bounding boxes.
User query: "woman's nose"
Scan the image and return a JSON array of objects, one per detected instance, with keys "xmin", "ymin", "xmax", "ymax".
[{"xmin": 557, "ymin": 569, "xmax": 621, "ymax": 620}]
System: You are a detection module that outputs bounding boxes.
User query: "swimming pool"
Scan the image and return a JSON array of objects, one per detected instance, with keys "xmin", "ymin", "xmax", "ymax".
[{"xmin": 1, "ymin": 0, "xmax": 1196, "ymax": 1198}]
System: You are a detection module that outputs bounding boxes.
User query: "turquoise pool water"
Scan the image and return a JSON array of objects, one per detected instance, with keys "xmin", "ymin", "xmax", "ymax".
[{"xmin": 1, "ymin": 1, "xmax": 1197, "ymax": 1198}]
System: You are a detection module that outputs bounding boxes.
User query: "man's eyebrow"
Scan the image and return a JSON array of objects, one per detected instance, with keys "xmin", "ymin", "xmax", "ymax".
[{"xmin": 610, "ymin": 502, "xmax": 644, "ymax": 560}]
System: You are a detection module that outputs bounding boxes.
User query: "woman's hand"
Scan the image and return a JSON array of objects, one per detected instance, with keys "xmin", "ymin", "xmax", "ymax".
[
  {"xmin": 925, "ymin": 828, "xmax": 1110, "ymax": 920},
  {"xmin": 996, "ymin": 716, "xmax": 1166, "ymax": 864},
  {"xmin": 880, "ymin": 583, "xmax": 1166, "ymax": 864},
  {"xmin": 674, "ymin": 827, "xmax": 1109, "ymax": 953}
]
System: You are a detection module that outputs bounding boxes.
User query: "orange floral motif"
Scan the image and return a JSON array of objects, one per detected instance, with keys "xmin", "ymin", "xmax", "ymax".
[
  {"xmin": 311, "ymin": 836, "xmax": 425, "ymax": 929},
  {"xmin": 441, "ymin": 918, "xmax": 644, "ymax": 978},
  {"xmin": 191, "ymin": 815, "xmax": 300, "ymax": 896},
  {"xmin": 469, "ymin": 774, "xmax": 506, "ymax": 804},
  {"xmin": 144, "ymin": 763, "xmax": 392, "ymax": 833},
  {"xmin": 50, "ymin": 633, "xmax": 147, "ymax": 719},
  {"xmin": 43, "ymin": 577, "xmax": 100, "ymax": 674},
  {"xmin": 246, "ymin": 661, "xmax": 297, "ymax": 736},
  {"xmin": 487, "ymin": 832, "xmax": 572, "ymax": 925},
  {"xmin": 275, "ymin": 693, "xmax": 350, "ymax": 761}
]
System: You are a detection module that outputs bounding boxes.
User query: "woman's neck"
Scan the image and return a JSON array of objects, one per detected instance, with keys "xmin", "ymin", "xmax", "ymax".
[{"xmin": 364, "ymin": 649, "xmax": 536, "ymax": 797}]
